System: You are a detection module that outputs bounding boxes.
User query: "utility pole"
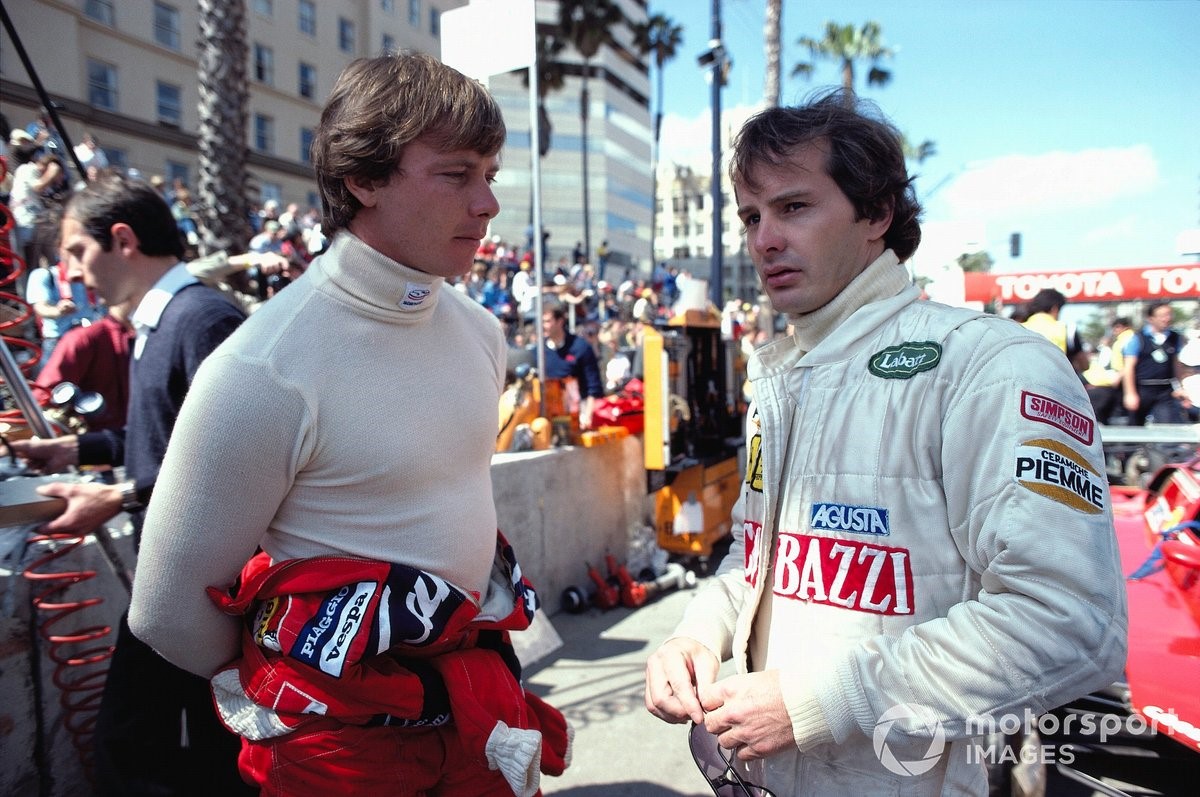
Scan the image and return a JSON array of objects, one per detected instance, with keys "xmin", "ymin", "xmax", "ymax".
[{"xmin": 705, "ymin": 0, "xmax": 726, "ymax": 307}]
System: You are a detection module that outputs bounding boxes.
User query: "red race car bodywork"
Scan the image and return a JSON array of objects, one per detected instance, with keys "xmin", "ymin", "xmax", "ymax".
[{"xmin": 1112, "ymin": 461, "xmax": 1200, "ymax": 755}]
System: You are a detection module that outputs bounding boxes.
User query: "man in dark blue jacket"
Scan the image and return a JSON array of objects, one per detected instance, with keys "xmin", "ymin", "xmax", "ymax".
[
  {"xmin": 541, "ymin": 303, "xmax": 605, "ymax": 430},
  {"xmin": 13, "ymin": 174, "xmax": 251, "ymax": 796}
]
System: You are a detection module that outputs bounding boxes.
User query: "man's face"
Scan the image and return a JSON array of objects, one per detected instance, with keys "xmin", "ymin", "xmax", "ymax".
[
  {"xmin": 59, "ymin": 214, "xmax": 129, "ymax": 305},
  {"xmin": 1148, "ymin": 305, "xmax": 1173, "ymax": 333},
  {"xmin": 347, "ymin": 137, "xmax": 500, "ymax": 280},
  {"xmin": 542, "ymin": 312, "xmax": 565, "ymax": 341},
  {"xmin": 734, "ymin": 141, "xmax": 890, "ymax": 316}
]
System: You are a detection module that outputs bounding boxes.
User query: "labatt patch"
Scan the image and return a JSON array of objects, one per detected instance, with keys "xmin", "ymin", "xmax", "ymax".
[
  {"xmin": 1014, "ymin": 437, "xmax": 1105, "ymax": 514},
  {"xmin": 868, "ymin": 341, "xmax": 942, "ymax": 379}
]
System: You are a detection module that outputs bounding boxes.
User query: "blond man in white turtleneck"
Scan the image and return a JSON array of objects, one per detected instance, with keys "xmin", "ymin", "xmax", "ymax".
[
  {"xmin": 128, "ymin": 53, "xmax": 572, "ymax": 795},
  {"xmin": 645, "ymin": 91, "xmax": 1126, "ymax": 797}
]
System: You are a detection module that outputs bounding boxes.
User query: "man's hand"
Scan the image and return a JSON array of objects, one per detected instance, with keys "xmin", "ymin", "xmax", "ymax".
[
  {"xmin": 34, "ymin": 481, "xmax": 122, "ymax": 535},
  {"xmin": 699, "ymin": 670, "xmax": 795, "ymax": 761},
  {"xmin": 9, "ymin": 435, "xmax": 79, "ymax": 475},
  {"xmin": 1123, "ymin": 392, "xmax": 1140, "ymax": 412},
  {"xmin": 645, "ymin": 637, "xmax": 720, "ymax": 724}
]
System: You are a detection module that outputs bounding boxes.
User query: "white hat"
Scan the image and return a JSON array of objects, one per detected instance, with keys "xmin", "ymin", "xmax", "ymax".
[
  {"xmin": 1179, "ymin": 340, "xmax": 1200, "ymax": 368},
  {"xmin": 9, "ymin": 128, "xmax": 34, "ymax": 146}
]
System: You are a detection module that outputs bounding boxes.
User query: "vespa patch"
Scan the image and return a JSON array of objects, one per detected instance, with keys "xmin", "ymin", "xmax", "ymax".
[
  {"xmin": 1020, "ymin": 391, "xmax": 1094, "ymax": 445},
  {"xmin": 810, "ymin": 502, "xmax": 890, "ymax": 536},
  {"xmin": 1014, "ymin": 437, "xmax": 1105, "ymax": 515},
  {"xmin": 868, "ymin": 341, "xmax": 942, "ymax": 379}
]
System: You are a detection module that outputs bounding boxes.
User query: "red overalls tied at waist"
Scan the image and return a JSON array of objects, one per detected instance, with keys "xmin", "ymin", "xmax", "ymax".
[{"xmin": 207, "ymin": 533, "xmax": 571, "ymax": 797}]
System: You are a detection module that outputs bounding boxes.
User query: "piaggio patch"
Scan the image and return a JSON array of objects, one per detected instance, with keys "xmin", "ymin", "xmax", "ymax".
[
  {"xmin": 1020, "ymin": 390, "xmax": 1094, "ymax": 445},
  {"xmin": 1014, "ymin": 437, "xmax": 1105, "ymax": 514},
  {"xmin": 868, "ymin": 341, "xmax": 942, "ymax": 379}
]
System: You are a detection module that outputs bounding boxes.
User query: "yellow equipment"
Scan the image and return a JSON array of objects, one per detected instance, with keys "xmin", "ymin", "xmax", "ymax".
[{"xmin": 643, "ymin": 310, "xmax": 746, "ymax": 566}]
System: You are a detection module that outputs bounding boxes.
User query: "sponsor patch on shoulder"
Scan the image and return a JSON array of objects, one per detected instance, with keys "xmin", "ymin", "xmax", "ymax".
[
  {"xmin": 810, "ymin": 501, "xmax": 890, "ymax": 536},
  {"xmin": 1020, "ymin": 390, "xmax": 1094, "ymax": 445},
  {"xmin": 1014, "ymin": 437, "xmax": 1105, "ymax": 514},
  {"xmin": 868, "ymin": 341, "xmax": 942, "ymax": 379}
]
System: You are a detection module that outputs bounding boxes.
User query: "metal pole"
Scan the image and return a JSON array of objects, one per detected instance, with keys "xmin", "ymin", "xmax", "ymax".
[
  {"xmin": 580, "ymin": 73, "xmax": 592, "ymax": 267},
  {"xmin": 529, "ymin": 6, "xmax": 546, "ymax": 416},
  {"xmin": 709, "ymin": 0, "xmax": 724, "ymax": 308}
]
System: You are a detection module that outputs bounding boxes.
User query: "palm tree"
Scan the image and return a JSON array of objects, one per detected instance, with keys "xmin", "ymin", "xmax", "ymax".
[
  {"xmin": 196, "ymin": 0, "xmax": 252, "ymax": 255},
  {"xmin": 764, "ymin": 0, "xmax": 783, "ymax": 107},
  {"xmin": 792, "ymin": 21, "xmax": 893, "ymax": 103},
  {"xmin": 557, "ymin": 0, "xmax": 625, "ymax": 265},
  {"xmin": 521, "ymin": 32, "xmax": 568, "ymax": 159},
  {"xmin": 632, "ymin": 13, "xmax": 682, "ymax": 270}
]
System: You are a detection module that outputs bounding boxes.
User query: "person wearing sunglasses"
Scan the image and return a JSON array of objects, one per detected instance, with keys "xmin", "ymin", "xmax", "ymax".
[{"xmin": 645, "ymin": 90, "xmax": 1126, "ymax": 796}]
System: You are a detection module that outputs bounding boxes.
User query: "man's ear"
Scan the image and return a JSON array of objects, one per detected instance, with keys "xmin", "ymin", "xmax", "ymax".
[
  {"xmin": 866, "ymin": 200, "xmax": 894, "ymax": 243},
  {"xmin": 110, "ymin": 222, "xmax": 139, "ymax": 255},
  {"xmin": 344, "ymin": 174, "xmax": 380, "ymax": 209}
]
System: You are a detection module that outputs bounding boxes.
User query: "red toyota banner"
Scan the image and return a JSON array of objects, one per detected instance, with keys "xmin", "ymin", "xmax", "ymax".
[{"xmin": 964, "ymin": 265, "xmax": 1200, "ymax": 305}]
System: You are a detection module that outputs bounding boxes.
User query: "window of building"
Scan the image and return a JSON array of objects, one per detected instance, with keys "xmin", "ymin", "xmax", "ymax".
[
  {"xmin": 381, "ymin": 0, "xmax": 395, "ymax": 11},
  {"xmin": 254, "ymin": 113, "xmax": 275, "ymax": 153},
  {"xmin": 298, "ymin": 62, "xmax": 316, "ymax": 100},
  {"xmin": 408, "ymin": 0, "xmax": 421, "ymax": 27},
  {"xmin": 338, "ymin": 18, "xmax": 356, "ymax": 53},
  {"xmin": 254, "ymin": 43, "xmax": 274, "ymax": 85},
  {"xmin": 87, "ymin": 60, "xmax": 118, "ymax": 111},
  {"xmin": 252, "ymin": 0, "xmax": 272, "ymax": 17},
  {"xmin": 105, "ymin": 148, "xmax": 127, "ymax": 170},
  {"xmin": 166, "ymin": 160, "xmax": 189, "ymax": 188},
  {"xmin": 85, "ymin": 0, "xmax": 115, "ymax": 25},
  {"xmin": 153, "ymin": 3, "xmax": 180, "ymax": 50},
  {"xmin": 156, "ymin": 81, "xmax": 182, "ymax": 126},
  {"xmin": 430, "ymin": 7, "xmax": 440, "ymax": 37},
  {"xmin": 298, "ymin": 0, "xmax": 316, "ymax": 36},
  {"xmin": 259, "ymin": 181, "xmax": 283, "ymax": 206},
  {"xmin": 300, "ymin": 127, "xmax": 314, "ymax": 164},
  {"xmin": 382, "ymin": 33, "xmax": 395, "ymax": 54}
]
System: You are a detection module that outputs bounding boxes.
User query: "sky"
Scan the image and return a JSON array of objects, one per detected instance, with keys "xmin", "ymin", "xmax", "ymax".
[{"xmin": 646, "ymin": 0, "xmax": 1200, "ymax": 277}]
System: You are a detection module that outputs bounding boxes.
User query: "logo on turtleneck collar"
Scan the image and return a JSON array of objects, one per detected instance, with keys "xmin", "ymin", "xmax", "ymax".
[{"xmin": 400, "ymin": 282, "xmax": 433, "ymax": 309}]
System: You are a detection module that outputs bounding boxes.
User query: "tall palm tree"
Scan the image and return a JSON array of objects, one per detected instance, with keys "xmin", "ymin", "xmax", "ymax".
[
  {"xmin": 196, "ymin": 0, "xmax": 251, "ymax": 255},
  {"xmin": 557, "ymin": 0, "xmax": 625, "ymax": 264},
  {"xmin": 764, "ymin": 0, "xmax": 783, "ymax": 107},
  {"xmin": 792, "ymin": 21, "xmax": 893, "ymax": 103},
  {"xmin": 633, "ymin": 13, "xmax": 682, "ymax": 269},
  {"xmin": 521, "ymin": 32, "xmax": 568, "ymax": 159}
]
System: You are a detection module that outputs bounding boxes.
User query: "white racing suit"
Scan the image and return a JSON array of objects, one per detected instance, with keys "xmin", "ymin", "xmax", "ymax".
[{"xmin": 672, "ymin": 283, "xmax": 1128, "ymax": 796}]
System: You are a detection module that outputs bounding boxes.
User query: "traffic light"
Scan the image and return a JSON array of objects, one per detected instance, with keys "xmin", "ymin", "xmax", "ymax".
[{"xmin": 1010, "ymin": 232, "xmax": 1022, "ymax": 258}]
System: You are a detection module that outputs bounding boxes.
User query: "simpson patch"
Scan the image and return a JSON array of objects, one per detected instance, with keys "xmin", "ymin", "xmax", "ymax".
[
  {"xmin": 1014, "ymin": 438, "xmax": 1105, "ymax": 514},
  {"xmin": 1020, "ymin": 391, "xmax": 1095, "ymax": 445},
  {"xmin": 868, "ymin": 341, "xmax": 942, "ymax": 379}
]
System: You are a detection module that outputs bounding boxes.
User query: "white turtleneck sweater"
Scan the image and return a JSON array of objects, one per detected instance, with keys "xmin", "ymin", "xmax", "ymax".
[{"xmin": 130, "ymin": 233, "xmax": 507, "ymax": 678}]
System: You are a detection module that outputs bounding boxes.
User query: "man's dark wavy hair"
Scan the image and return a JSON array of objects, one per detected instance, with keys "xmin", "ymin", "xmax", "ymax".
[
  {"xmin": 730, "ymin": 89, "xmax": 922, "ymax": 262},
  {"xmin": 66, "ymin": 173, "xmax": 185, "ymax": 259}
]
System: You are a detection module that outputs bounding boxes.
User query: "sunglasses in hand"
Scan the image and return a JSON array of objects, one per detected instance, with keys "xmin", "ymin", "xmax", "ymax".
[{"xmin": 688, "ymin": 722, "xmax": 777, "ymax": 797}]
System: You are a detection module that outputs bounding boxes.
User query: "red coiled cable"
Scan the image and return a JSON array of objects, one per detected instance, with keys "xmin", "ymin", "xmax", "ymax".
[
  {"xmin": 22, "ymin": 532, "xmax": 114, "ymax": 780},
  {"xmin": 2, "ymin": 201, "xmax": 113, "ymax": 782}
]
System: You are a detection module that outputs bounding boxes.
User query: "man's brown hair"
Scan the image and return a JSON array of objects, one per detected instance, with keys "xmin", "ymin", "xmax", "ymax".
[{"xmin": 311, "ymin": 52, "xmax": 506, "ymax": 235}]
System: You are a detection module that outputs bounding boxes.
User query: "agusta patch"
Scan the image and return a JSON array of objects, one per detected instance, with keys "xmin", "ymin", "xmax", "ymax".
[{"xmin": 868, "ymin": 341, "xmax": 942, "ymax": 379}]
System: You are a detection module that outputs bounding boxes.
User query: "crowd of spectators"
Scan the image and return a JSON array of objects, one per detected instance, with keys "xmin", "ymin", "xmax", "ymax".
[{"xmin": 2, "ymin": 111, "xmax": 788, "ymax": 406}]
